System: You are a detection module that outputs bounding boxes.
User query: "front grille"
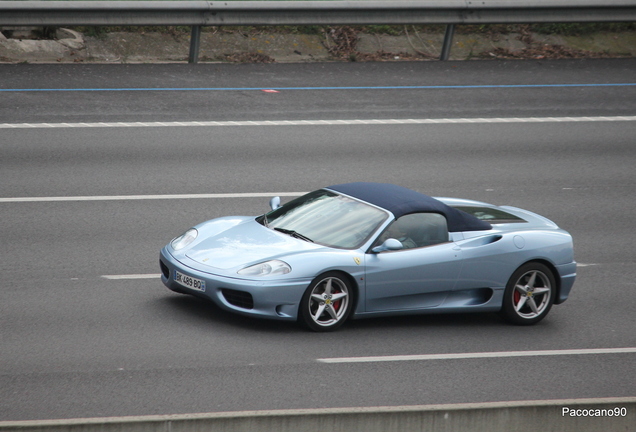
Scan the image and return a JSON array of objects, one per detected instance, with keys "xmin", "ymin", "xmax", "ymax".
[
  {"xmin": 221, "ymin": 289, "xmax": 254, "ymax": 310},
  {"xmin": 159, "ymin": 260, "xmax": 170, "ymax": 279}
]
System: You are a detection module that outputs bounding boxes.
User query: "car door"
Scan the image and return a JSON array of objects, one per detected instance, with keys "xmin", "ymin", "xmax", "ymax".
[
  {"xmin": 453, "ymin": 233, "xmax": 517, "ymax": 291},
  {"xmin": 363, "ymin": 213, "xmax": 462, "ymax": 312}
]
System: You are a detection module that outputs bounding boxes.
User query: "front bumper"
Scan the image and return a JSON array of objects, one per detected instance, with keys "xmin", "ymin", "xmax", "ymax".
[
  {"xmin": 555, "ymin": 261, "xmax": 577, "ymax": 305},
  {"xmin": 159, "ymin": 247, "xmax": 311, "ymax": 320}
]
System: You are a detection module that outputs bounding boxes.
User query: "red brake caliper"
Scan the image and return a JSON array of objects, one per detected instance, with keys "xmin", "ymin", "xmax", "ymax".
[{"xmin": 333, "ymin": 288, "xmax": 341, "ymax": 311}]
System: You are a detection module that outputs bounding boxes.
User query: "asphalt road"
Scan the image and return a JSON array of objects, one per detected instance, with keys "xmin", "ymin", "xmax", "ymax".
[{"xmin": 1, "ymin": 59, "xmax": 635, "ymax": 421}]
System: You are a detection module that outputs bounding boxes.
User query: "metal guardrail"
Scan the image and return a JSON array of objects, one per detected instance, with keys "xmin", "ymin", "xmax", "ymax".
[
  {"xmin": 1, "ymin": 398, "xmax": 635, "ymax": 432},
  {"xmin": 1, "ymin": 1, "xmax": 635, "ymax": 62}
]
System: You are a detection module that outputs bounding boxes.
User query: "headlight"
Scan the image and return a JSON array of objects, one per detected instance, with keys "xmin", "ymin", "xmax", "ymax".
[
  {"xmin": 237, "ymin": 260, "xmax": 291, "ymax": 277},
  {"xmin": 171, "ymin": 228, "xmax": 198, "ymax": 251}
]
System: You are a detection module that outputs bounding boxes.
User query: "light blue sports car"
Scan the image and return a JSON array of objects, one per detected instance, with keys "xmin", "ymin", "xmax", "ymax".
[{"xmin": 160, "ymin": 182, "xmax": 576, "ymax": 331}]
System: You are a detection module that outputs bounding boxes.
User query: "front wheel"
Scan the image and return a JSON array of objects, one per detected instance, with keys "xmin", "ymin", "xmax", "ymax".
[
  {"xmin": 501, "ymin": 263, "xmax": 556, "ymax": 325},
  {"xmin": 299, "ymin": 272, "xmax": 354, "ymax": 332}
]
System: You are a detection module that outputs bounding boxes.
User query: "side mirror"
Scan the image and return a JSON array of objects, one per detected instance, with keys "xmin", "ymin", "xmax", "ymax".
[
  {"xmin": 371, "ymin": 238, "xmax": 403, "ymax": 253},
  {"xmin": 269, "ymin": 196, "xmax": 281, "ymax": 211}
]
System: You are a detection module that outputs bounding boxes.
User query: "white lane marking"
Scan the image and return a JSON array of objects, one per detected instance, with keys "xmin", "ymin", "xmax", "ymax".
[
  {"xmin": 317, "ymin": 347, "xmax": 636, "ymax": 363},
  {"xmin": 1, "ymin": 116, "xmax": 636, "ymax": 129},
  {"xmin": 102, "ymin": 274, "xmax": 161, "ymax": 280},
  {"xmin": 577, "ymin": 263, "xmax": 599, "ymax": 267},
  {"xmin": 0, "ymin": 192, "xmax": 305, "ymax": 203},
  {"xmin": 103, "ymin": 265, "xmax": 593, "ymax": 280},
  {"xmin": 104, "ymin": 265, "xmax": 591, "ymax": 281}
]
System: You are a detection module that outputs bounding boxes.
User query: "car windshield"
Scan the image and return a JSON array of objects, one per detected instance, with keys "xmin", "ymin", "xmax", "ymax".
[{"xmin": 260, "ymin": 189, "xmax": 388, "ymax": 249}]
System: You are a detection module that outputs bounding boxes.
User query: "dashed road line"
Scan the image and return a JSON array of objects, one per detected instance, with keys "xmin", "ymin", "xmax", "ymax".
[
  {"xmin": 317, "ymin": 347, "xmax": 636, "ymax": 363},
  {"xmin": 2, "ymin": 116, "xmax": 636, "ymax": 129},
  {"xmin": 102, "ymin": 274, "xmax": 161, "ymax": 280},
  {"xmin": 0, "ymin": 192, "xmax": 305, "ymax": 203}
]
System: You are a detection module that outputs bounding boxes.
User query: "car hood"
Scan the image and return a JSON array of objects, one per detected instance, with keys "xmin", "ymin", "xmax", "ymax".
[{"xmin": 186, "ymin": 219, "xmax": 321, "ymax": 270}]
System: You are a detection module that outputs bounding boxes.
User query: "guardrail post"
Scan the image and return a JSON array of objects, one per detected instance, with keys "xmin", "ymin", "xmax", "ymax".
[
  {"xmin": 189, "ymin": 25, "xmax": 201, "ymax": 63},
  {"xmin": 440, "ymin": 24, "xmax": 455, "ymax": 61}
]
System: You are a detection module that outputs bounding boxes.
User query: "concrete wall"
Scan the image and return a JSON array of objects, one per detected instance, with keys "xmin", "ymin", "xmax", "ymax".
[{"xmin": 1, "ymin": 398, "xmax": 634, "ymax": 432}]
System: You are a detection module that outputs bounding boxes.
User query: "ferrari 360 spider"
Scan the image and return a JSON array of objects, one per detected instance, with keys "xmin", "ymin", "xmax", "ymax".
[{"xmin": 160, "ymin": 182, "xmax": 575, "ymax": 331}]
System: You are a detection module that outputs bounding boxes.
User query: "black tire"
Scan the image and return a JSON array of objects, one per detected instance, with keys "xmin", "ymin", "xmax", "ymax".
[
  {"xmin": 299, "ymin": 272, "xmax": 354, "ymax": 332},
  {"xmin": 501, "ymin": 262, "xmax": 556, "ymax": 325}
]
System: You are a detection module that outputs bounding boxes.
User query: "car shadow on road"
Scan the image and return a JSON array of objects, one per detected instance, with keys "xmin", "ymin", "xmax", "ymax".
[
  {"xmin": 153, "ymin": 291, "xmax": 517, "ymax": 335},
  {"xmin": 154, "ymin": 293, "xmax": 300, "ymax": 333}
]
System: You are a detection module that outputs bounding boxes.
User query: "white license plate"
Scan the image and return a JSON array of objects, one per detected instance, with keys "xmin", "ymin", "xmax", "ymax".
[{"xmin": 174, "ymin": 271, "xmax": 206, "ymax": 292}]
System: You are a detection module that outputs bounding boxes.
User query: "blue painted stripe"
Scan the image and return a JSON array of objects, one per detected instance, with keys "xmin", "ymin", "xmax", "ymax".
[{"xmin": 1, "ymin": 83, "xmax": 636, "ymax": 92}]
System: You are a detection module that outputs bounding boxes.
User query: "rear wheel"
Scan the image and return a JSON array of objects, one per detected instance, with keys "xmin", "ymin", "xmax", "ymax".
[
  {"xmin": 299, "ymin": 272, "xmax": 353, "ymax": 332},
  {"xmin": 501, "ymin": 263, "xmax": 555, "ymax": 325}
]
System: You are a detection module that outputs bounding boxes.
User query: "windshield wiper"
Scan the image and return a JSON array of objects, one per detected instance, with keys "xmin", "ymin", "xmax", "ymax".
[{"xmin": 274, "ymin": 227, "xmax": 314, "ymax": 243}]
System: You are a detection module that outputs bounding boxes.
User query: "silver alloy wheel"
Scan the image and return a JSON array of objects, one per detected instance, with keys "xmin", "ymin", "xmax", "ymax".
[
  {"xmin": 512, "ymin": 270, "xmax": 552, "ymax": 319},
  {"xmin": 308, "ymin": 276, "xmax": 350, "ymax": 328}
]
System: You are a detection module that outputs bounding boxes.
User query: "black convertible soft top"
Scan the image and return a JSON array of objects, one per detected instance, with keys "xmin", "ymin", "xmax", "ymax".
[{"xmin": 327, "ymin": 182, "xmax": 492, "ymax": 232}]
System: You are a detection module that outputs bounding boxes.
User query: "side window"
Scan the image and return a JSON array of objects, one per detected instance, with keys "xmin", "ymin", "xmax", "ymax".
[{"xmin": 376, "ymin": 213, "xmax": 449, "ymax": 250}]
